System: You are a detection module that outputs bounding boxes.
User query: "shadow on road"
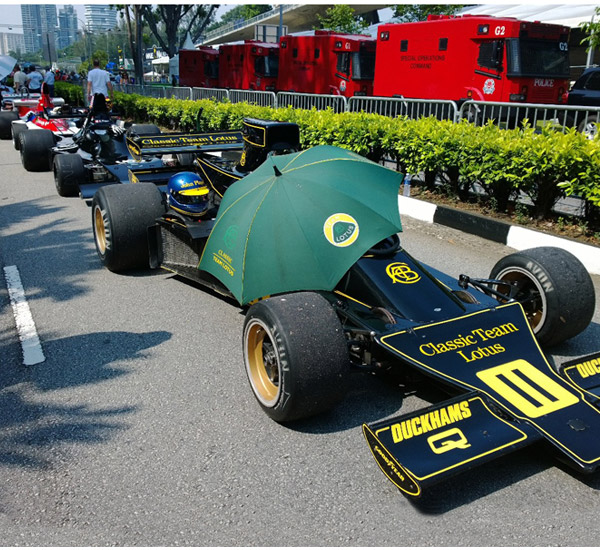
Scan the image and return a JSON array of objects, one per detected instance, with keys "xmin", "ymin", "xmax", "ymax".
[{"xmin": 0, "ymin": 329, "xmax": 171, "ymax": 471}]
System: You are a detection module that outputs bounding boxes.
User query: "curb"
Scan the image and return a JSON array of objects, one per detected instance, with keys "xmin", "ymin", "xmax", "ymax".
[{"xmin": 398, "ymin": 195, "xmax": 600, "ymax": 275}]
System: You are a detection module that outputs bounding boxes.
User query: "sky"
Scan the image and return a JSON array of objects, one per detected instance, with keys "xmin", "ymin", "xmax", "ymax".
[{"xmin": 1, "ymin": 3, "xmax": 238, "ymax": 28}]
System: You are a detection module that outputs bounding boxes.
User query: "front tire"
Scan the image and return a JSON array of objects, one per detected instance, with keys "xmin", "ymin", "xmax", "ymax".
[
  {"xmin": 92, "ymin": 182, "xmax": 166, "ymax": 272},
  {"xmin": 577, "ymin": 114, "xmax": 598, "ymax": 139},
  {"xmin": 243, "ymin": 292, "xmax": 350, "ymax": 422},
  {"xmin": 54, "ymin": 154, "xmax": 87, "ymax": 197},
  {"xmin": 490, "ymin": 247, "xmax": 595, "ymax": 347},
  {"xmin": 19, "ymin": 129, "xmax": 55, "ymax": 171},
  {"xmin": 11, "ymin": 121, "xmax": 27, "ymax": 150}
]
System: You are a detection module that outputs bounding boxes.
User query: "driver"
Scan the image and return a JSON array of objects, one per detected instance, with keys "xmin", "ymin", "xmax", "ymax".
[{"xmin": 166, "ymin": 172, "xmax": 218, "ymax": 219}]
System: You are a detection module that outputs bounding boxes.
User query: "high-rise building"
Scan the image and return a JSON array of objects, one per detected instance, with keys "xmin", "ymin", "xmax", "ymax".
[
  {"xmin": 0, "ymin": 32, "xmax": 25, "ymax": 56},
  {"xmin": 84, "ymin": 5, "xmax": 118, "ymax": 33},
  {"xmin": 58, "ymin": 6, "xmax": 78, "ymax": 50},
  {"xmin": 21, "ymin": 4, "xmax": 58, "ymax": 54}
]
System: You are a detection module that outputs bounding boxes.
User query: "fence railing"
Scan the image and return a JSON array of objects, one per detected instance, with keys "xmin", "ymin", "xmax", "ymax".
[{"xmin": 110, "ymin": 83, "xmax": 600, "ymax": 135}]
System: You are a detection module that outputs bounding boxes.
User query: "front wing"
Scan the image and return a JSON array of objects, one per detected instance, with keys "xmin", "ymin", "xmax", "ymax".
[{"xmin": 364, "ymin": 301, "xmax": 600, "ymax": 497}]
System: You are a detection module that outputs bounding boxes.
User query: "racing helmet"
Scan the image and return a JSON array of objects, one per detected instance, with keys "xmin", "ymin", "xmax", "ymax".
[{"xmin": 167, "ymin": 171, "xmax": 211, "ymax": 217}]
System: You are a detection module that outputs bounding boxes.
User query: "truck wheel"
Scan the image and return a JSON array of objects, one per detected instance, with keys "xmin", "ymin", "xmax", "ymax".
[
  {"xmin": 577, "ymin": 115, "xmax": 598, "ymax": 139},
  {"xmin": 489, "ymin": 247, "xmax": 595, "ymax": 347},
  {"xmin": 127, "ymin": 123, "xmax": 161, "ymax": 136},
  {"xmin": 0, "ymin": 111, "xmax": 19, "ymax": 139},
  {"xmin": 92, "ymin": 182, "xmax": 166, "ymax": 272},
  {"xmin": 19, "ymin": 129, "xmax": 55, "ymax": 171},
  {"xmin": 243, "ymin": 292, "xmax": 349, "ymax": 422},
  {"xmin": 11, "ymin": 122, "xmax": 27, "ymax": 150},
  {"xmin": 54, "ymin": 154, "xmax": 86, "ymax": 197}
]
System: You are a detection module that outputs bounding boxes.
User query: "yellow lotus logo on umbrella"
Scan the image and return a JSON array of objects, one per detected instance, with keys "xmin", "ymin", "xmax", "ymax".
[{"xmin": 323, "ymin": 213, "xmax": 360, "ymax": 247}]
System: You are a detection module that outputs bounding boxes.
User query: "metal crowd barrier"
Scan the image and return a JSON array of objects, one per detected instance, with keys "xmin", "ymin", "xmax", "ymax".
[
  {"xmin": 276, "ymin": 91, "xmax": 348, "ymax": 113},
  {"xmin": 348, "ymin": 96, "xmax": 459, "ymax": 121},
  {"xmin": 458, "ymin": 100, "xmax": 600, "ymax": 135},
  {"xmin": 229, "ymin": 89, "xmax": 277, "ymax": 108},
  {"xmin": 108, "ymin": 83, "xmax": 600, "ymax": 135}
]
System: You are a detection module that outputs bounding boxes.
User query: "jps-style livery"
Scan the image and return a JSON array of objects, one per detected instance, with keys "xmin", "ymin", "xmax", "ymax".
[{"xmin": 90, "ymin": 119, "xmax": 599, "ymax": 499}]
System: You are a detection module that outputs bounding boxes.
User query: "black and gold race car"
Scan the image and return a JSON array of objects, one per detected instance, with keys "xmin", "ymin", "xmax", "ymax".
[{"xmin": 89, "ymin": 124, "xmax": 599, "ymax": 500}]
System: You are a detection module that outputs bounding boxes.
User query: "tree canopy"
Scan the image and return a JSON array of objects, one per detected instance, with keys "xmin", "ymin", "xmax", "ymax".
[
  {"xmin": 315, "ymin": 5, "xmax": 369, "ymax": 34},
  {"xmin": 392, "ymin": 4, "xmax": 472, "ymax": 22}
]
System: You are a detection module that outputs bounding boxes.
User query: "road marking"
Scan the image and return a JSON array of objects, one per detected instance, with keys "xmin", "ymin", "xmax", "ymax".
[{"xmin": 3, "ymin": 265, "xmax": 45, "ymax": 366}]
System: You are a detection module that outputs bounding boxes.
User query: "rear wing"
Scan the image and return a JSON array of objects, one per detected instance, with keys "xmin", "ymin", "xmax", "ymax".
[{"xmin": 126, "ymin": 130, "xmax": 244, "ymax": 161}]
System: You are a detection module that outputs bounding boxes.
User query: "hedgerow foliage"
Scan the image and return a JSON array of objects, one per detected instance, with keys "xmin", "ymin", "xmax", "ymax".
[{"xmin": 55, "ymin": 83, "xmax": 600, "ymax": 224}]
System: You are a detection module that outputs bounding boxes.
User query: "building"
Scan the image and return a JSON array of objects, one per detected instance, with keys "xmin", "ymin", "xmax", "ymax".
[
  {"xmin": 58, "ymin": 5, "xmax": 78, "ymax": 50},
  {"xmin": 84, "ymin": 5, "xmax": 118, "ymax": 33},
  {"xmin": 0, "ymin": 32, "xmax": 25, "ymax": 56},
  {"xmin": 21, "ymin": 4, "xmax": 58, "ymax": 54}
]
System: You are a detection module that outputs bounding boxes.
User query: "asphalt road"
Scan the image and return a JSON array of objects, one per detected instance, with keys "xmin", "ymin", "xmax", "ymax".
[{"xmin": 0, "ymin": 138, "xmax": 599, "ymax": 546}]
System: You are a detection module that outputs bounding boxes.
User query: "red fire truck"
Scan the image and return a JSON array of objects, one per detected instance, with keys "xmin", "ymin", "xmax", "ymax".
[
  {"xmin": 277, "ymin": 30, "xmax": 376, "ymax": 96},
  {"xmin": 218, "ymin": 41, "xmax": 279, "ymax": 90},
  {"xmin": 178, "ymin": 47, "xmax": 219, "ymax": 88},
  {"xmin": 373, "ymin": 15, "xmax": 571, "ymax": 105}
]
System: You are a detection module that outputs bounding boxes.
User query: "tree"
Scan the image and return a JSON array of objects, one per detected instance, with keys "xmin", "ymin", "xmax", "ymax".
[
  {"xmin": 117, "ymin": 5, "xmax": 146, "ymax": 84},
  {"xmin": 392, "ymin": 4, "xmax": 472, "ymax": 22},
  {"xmin": 581, "ymin": 7, "xmax": 600, "ymax": 51},
  {"xmin": 140, "ymin": 5, "xmax": 218, "ymax": 59},
  {"xmin": 315, "ymin": 5, "xmax": 369, "ymax": 34}
]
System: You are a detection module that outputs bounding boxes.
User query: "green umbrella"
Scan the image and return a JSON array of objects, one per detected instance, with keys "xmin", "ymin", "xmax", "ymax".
[{"xmin": 198, "ymin": 145, "xmax": 403, "ymax": 305}]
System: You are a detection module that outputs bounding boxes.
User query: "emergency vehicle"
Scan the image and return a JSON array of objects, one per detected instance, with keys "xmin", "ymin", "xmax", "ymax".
[
  {"xmin": 218, "ymin": 40, "xmax": 279, "ymax": 90},
  {"xmin": 373, "ymin": 15, "xmax": 571, "ymax": 104},
  {"xmin": 178, "ymin": 47, "xmax": 219, "ymax": 88},
  {"xmin": 277, "ymin": 30, "xmax": 376, "ymax": 96}
]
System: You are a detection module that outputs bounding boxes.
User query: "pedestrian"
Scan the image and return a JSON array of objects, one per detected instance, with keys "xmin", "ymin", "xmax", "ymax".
[
  {"xmin": 43, "ymin": 66, "xmax": 55, "ymax": 96},
  {"xmin": 26, "ymin": 66, "xmax": 44, "ymax": 93},
  {"xmin": 12, "ymin": 64, "xmax": 26, "ymax": 93},
  {"xmin": 87, "ymin": 59, "xmax": 114, "ymax": 106}
]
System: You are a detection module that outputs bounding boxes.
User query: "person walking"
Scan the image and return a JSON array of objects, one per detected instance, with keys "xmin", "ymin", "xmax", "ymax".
[
  {"xmin": 26, "ymin": 66, "xmax": 44, "ymax": 93},
  {"xmin": 43, "ymin": 66, "xmax": 55, "ymax": 96},
  {"xmin": 87, "ymin": 59, "xmax": 114, "ymax": 106}
]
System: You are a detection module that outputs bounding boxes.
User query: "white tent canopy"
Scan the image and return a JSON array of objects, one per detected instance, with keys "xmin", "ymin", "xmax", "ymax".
[{"xmin": 458, "ymin": 4, "xmax": 598, "ymax": 29}]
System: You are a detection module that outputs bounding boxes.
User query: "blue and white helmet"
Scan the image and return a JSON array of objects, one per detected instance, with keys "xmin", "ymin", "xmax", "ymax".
[{"xmin": 167, "ymin": 171, "xmax": 210, "ymax": 217}]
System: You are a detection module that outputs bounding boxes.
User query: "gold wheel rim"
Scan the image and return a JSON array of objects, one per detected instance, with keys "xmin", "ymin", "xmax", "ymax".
[
  {"xmin": 496, "ymin": 268, "xmax": 546, "ymax": 332},
  {"xmin": 245, "ymin": 320, "xmax": 280, "ymax": 406},
  {"xmin": 94, "ymin": 205, "xmax": 107, "ymax": 255}
]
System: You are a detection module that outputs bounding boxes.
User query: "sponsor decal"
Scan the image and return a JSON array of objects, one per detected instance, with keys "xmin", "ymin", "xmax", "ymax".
[
  {"xmin": 483, "ymin": 78, "xmax": 495, "ymax": 94},
  {"xmin": 418, "ymin": 322, "xmax": 518, "ymax": 362},
  {"xmin": 571, "ymin": 356, "xmax": 600, "ymax": 379},
  {"xmin": 427, "ymin": 427, "xmax": 471, "ymax": 454},
  {"xmin": 323, "ymin": 213, "xmax": 359, "ymax": 247},
  {"xmin": 388, "ymin": 400, "xmax": 472, "ymax": 443},
  {"xmin": 386, "ymin": 262, "xmax": 421, "ymax": 284},
  {"xmin": 139, "ymin": 133, "xmax": 241, "ymax": 148},
  {"xmin": 223, "ymin": 225, "xmax": 239, "ymax": 250},
  {"xmin": 340, "ymin": 80, "xmax": 347, "ymax": 92},
  {"xmin": 212, "ymin": 249, "xmax": 235, "ymax": 277}
]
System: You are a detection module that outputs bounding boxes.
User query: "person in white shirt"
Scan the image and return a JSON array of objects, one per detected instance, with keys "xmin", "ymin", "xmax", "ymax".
[
  {"xmin": 87, "ymin": 59, "xmax": 114, "ymax": 105},
  {"xmin": 26, "ymin": 67, "xmax": 44, "ymax": 93},
  {"xmin": 12, "ymin": 65, "xmax": 27, "ymax": 92}
]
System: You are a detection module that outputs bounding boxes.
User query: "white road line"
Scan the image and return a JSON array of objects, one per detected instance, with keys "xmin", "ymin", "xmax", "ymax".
[{"xmin": 3, "ymin": 265, "xmax": 45, "ymax": 366}]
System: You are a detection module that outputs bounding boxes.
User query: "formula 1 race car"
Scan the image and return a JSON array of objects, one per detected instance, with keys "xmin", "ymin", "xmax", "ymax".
[
  {"xmin": 54, "ymin": 116, "xmax": 300, "ymax": 202},
  {"xmin": 89, "ymin": 129, "xmax": 600, "ymax": 500}
]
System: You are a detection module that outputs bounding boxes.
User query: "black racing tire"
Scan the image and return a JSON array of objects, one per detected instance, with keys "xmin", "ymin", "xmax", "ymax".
[
  {"xmin": 489, "ymin": 247, "xmax": 595, "ymax": 347},
  {"xmin": 11, "ymin": 121, "xmax": 27, "ymax": 150},
  {"xmin": 0, "ymin": 110, "xmax": 19, "ymax": 139},
  {"xmin": 243, "ymin": 292, "xmax": 350, "ymax": 422},
  {"xmin": 19, "ymin": 129, "xmax": 55, "ymax": 172},
  {"xmin": 53, "ymin": 154, "xmax": 87, "ymax": 197},
  {"xmin": 92, "ymin": 182, "xmax": 166, "ymax": 272},
  {"xmin": 127, "ymin": 123, "xmax": 161, "ymax": 136}
]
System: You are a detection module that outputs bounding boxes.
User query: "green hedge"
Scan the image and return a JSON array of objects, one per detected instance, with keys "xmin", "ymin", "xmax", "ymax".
[{"xmin": 56, "ymin": 83, "xmax": 600, "ymax": 225}]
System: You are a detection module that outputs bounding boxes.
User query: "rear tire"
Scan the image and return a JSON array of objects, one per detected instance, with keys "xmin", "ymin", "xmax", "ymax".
[
  {"xmin": 92, "ymin": 182, "xmax": 166, "ymax": 272},
  {"xmin": 489, "ymin": 247, "xmax": 595, "ymax": 347},
  {"xmin": 0, "ymin": 111, "xmax": 19, "ymax": 139},
  {"xmin": 54, "ymin": 154, "xmax": 86, "ymax": 197},
  {"xmin": 11, "ymin": 121, "xmax": 27, "ymax": 150},
  {"xmin": 577, "ymin": 114, "xmax": 598, "ymax": 139},
  {"xmin": 19, "ymin": 129, "xmax": 55, "ymax": 171},
  {"xmin": 243, "ymin": 292, "xmax": 349, "ymax": 422}
]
